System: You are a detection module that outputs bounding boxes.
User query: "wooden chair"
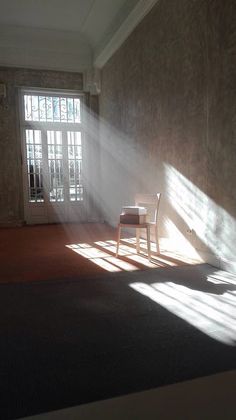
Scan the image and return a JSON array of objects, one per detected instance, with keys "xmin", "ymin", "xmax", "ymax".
[{"xmin": 116, "ymin": 193, "xmax": 161, "ymax": 261}]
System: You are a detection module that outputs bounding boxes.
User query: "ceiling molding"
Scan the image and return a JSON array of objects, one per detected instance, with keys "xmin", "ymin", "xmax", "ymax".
[{"xmin": 93, "ymin": 0, "xmax": 158, "ymax": 69}]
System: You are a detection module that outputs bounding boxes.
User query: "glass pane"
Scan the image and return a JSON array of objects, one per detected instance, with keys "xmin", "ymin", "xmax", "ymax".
[
  {"xmin": 35, "ymin": 145, "xmax": 42, "ymax": 159},
  {"xmin": 47, "ymin": 131, "xmax": 54, "ymax": 144},
  {"xmin": 24, "ymin": 94, "xmax": 82, "ymax": 123},
  {"xmin": 27, "ymin": 145, "xmax": 33, "ymax": 159},
  {"xmin": 67, "ymin": 98, "xmax": 74, "ymax": 122},
  {"xmin": 39, "ymin": 96, "xmax": 46, "ymax": 121},
  {"xmin": 32, "ymin": 96, "xmax": 39, "ymax": 121},
  {"xmin": 24, "ymin": 95, "xmax": 32, "ymax": 121},
  {"xmin": 69, "ymin": 160, "xmax": 75, "ymax": 182},
  {"xmin": 55, "ymin": 131, "xmax": 62, "ymax": 145},
  {"xmin": 75, "ymin": 132, "xmax": 81, "ymax": 145},
  {"xmin": 34, "ymin": 130, "xmax": 41, "ymax": 144},
  {"xmin": 25, "ymin": 130, "xmax": 44, "ymax": 202},
  {"xmin": 67, "ymin": 131, "xmax": 83, "ymax": 201},
  {"xmin": 26, "ymin": 130, "xmax": 33, "ymax": 144},
  {"xmin": 53, "ymin": 97, "xmax": 60, "ymax": 121},
  {"xmin": 60, "ymin": 97, "xmax": 67, "ymax": 121},
  {"xmin": 55, "ymin": 145, "xmax": 62, "ymax": 159},
  {"xmin": 74, "ymin": 99, "xmax": 81, "ymax": 123},
  {"xmin": 47, "ymin": 131, "xmax": 64, "ymax": 203},
  {"xmin": 57, "ymin": 188, "xmax": 64, "ymax": 201},
  {"xmin": 46, "ymin": 96, "xmax": 53, "ymax": 121}
]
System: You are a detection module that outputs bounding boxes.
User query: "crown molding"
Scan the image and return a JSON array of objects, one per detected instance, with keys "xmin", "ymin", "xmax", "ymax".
[{"xmin": 94, "ymin": 0, "xmax": 158, "ymax": 69}]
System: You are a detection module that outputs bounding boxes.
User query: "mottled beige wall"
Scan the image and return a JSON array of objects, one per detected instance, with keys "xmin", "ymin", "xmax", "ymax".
[
  {"xmin": 100, "ymin": 0, "xmax": 236, "ymax": 268},
  {"xmin": 0, "ymin": 67, "xmax": 83, "ymax": 226}
]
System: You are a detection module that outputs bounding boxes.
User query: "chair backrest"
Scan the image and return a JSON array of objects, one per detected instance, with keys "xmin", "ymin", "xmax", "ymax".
[{"xmin": 135, "ymin": 193, "xmax": 161, "ymax": 224}]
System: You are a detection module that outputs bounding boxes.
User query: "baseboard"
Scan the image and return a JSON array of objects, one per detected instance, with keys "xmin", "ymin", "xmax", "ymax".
[
  {"xmin": 195, "ymin": 251, "xmax": 236, "ymax": 275},
  {"xmin": 196, "ymin": 250, "xmax": 220, "ymax": 269},
  {"xmin": 105, "ymin": 219, "xmax": 117, "ymax": 228},
  {"xmin": 219, "ymin": 259, "xmax": 236, "ymax": 275},
  {"xmin": 87, "ymin": 217, "xmax": 105, "ymax": 223},
  {"xmin": 0, "ymin": 219, "xmax": 24, "ymax": 228}
]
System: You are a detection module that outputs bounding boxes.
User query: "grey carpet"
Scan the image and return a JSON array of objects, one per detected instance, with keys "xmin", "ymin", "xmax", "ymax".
[{"xmin": 0, "ymin": 264, "xmax": 235, "ymax": 419}]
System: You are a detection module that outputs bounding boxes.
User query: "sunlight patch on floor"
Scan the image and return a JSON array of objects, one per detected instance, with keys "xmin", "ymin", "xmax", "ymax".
[
  {"xmin": 130, "ymin": 270, "xmax": 236, "ymax": 345},
  {"xmin": 121, "ymin": 237, "xmax": 201, "ymax": 265},
  {"xmin": 66, "ymin": 237, "xmax": 201, "ymax": 273},
  {"xmin": 66, "ymin": 243, "xmax": 138, "ymax": 272}
]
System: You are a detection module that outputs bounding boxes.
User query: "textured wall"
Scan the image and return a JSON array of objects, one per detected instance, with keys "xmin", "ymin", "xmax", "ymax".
[
  {"xmin": 99, "ymin": 0, "xmax": 236, "ymax": 267},
  {"xmin": 0, "ymin": 67, "xmax": 83, "ymax": 225}
]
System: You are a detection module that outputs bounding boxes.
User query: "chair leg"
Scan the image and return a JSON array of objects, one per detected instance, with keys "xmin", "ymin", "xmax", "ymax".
[
  {"xmin": 146, "ymin": 226, "xmax": 151, "ymax": 261},
  {"xmin": 136, "ymin": 228, "xmax": 140, "ymax": 253},
  {"xmin": 155, "ymin": 225, "xmax": 160, "ymax": 254},
  {"xmin": 116, "ymin": 225, "xmax": 121, "ymax": 257}
]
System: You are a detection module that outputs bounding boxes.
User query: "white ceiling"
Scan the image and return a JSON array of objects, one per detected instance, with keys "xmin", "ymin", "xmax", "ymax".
[
  {"xmin": 0, "ymin": 0, "xmax": 157, "ymax": 73},
  {"xmin": 0, "ymin": 0, "xmax": 138, "ymax": 48},
  {"xmin": 0, "ymin": 0, "xmax": 96, "ymax": 33}
]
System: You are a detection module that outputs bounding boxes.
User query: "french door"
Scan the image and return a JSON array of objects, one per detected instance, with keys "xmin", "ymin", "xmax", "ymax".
[{"xmin": 20, "ymin": 89, "xmax": 88, "ymax": 224}]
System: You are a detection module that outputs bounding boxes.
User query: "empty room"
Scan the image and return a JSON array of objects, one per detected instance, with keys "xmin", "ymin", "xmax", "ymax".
[{"xmin": 0, "ymin": 1, "xmax": 235, "ymax": 419}]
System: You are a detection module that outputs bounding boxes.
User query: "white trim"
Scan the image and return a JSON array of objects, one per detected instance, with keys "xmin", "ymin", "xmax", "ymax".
[
  {"xmin": 219, "ymin": 259, "xmax": 236, "ymax": 275},
  {"xmin": 196, "ymin": 251, "xmax": 236, "ymax": 275},
  {"xmin": 196, "ymin": 251, "xmax": 221, "ymax": 269},
  {"xmin": 83, "ymin": 68, "xmax": 101, "ymax": 95},
  {"xmin": 0, "ymin": 60, "xmax": 88, "ymax": 74},
  {"xmin": 19, "ymin": 88, "xmax": 88, "ymax": 224},
  {"xmin": 94, "ymin": 0, "xmax": 158, "ymax": 68},
  {"xmin": 20, "ymin": 87, "xmax": 85, "ymax": 96}
]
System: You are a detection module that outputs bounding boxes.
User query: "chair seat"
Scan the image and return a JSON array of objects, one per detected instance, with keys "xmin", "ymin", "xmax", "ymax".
[{"xmin": 119, "ymin": 222, "xmax": 151, "ymax": 228}]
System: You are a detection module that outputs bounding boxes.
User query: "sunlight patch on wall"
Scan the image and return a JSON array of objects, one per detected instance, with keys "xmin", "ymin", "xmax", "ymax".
[
  {"xmin": 164, "ymin": 164, "xmax": 236, "ymax": 262},
  {"xmin": 163, "ymin": 217, "xmax": 201, "ymax": 260}
]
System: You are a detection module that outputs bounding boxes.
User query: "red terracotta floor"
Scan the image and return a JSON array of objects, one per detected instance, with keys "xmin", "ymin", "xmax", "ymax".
[{"xmin": 0, "ymin": 223, "xmax": 198, "ymax": 284}]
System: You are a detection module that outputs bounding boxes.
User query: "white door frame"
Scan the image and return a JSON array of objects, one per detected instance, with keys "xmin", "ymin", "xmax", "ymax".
[{"xmin": 19, "ymin": 88, "xmax": 88, "ymax": 225}]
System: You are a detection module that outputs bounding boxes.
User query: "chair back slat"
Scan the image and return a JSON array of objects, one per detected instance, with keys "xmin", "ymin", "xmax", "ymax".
[{"xmin": 135, "ymin": 193, "xmax": 161, "ymax": 224}]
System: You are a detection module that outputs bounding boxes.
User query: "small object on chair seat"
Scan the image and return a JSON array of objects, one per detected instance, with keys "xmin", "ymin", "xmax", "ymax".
[
  {"xmin": 116, "ymin": 193, "xmax": 161, "ymax": 261},
  {"xmin": 122, "ymin": 206, "xmax": 147, "ymax": 215},
  {"xmin": 120, "ymin": 214, "xmax": 147, "ymax": 224}
]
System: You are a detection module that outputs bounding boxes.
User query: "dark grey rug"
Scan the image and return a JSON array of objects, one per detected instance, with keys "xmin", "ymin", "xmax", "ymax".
[{"xmin": 0, "ymin": 264, "xmax": 235, "ymax": 419}]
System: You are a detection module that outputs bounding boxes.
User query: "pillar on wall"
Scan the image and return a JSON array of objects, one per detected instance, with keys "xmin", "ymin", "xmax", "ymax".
[
  {"xmin": 83, "ymin": 67, "xmax": 101, "ymax": 96},
  {"xmin": 83, "ymin": 67, "xmax": 103, "ymax": 222}
]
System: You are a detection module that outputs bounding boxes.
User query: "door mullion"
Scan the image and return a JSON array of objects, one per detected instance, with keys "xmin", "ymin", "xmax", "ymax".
[
  {"xmin": 21, "ymin": 128, "xmax": 30, "ymax": 219},
  {"xmin": 42, "ymin": 129, "xmax": 50, "ymax": 208},
  {"xmin": 62, "ymin": 130, "xmax": 69, "ymax": 217}
]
